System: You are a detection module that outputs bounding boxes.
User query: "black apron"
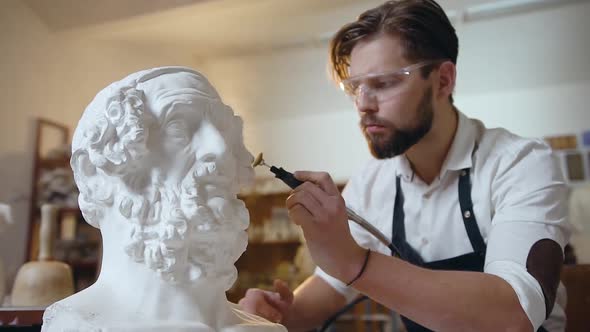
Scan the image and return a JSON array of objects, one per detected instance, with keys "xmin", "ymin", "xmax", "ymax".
[{"xmin": 392, "ymin": 168, "xmax": 548, "ymax": 332}]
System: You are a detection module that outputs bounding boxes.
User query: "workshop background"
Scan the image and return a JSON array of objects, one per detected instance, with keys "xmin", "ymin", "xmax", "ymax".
[{"xmin": 1, "ymin": 0, "xmax": 589, "ymax": 330}]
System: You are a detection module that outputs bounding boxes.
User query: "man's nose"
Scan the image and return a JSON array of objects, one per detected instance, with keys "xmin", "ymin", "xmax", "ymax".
[{"xmin": 355, "ymin": 86, "xmax": 378, "ymax": 115}]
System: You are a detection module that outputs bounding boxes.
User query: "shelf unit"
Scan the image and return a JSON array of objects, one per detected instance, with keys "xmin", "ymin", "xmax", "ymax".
[
  {"xmin": 228, "ymin": 183, "xmax": 337, "ymax": 299},
  {"xmin": 26, "ymin": 118, "xmax": 69, "ymax": 261},
  {"xmin": 25, "ymin": 118, "xmax": 101, "ymax": 292},
  {"xmin": 228, "ymin": 189, "xmax": 301, "ymax": 303}
]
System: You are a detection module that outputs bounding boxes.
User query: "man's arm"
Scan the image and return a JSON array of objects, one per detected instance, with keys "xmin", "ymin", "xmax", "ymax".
[
  {"xmin": 286, "ymin": 171, "xmax": 541, "ymax": 332},
  {"xmin": 351, "ymin": 252, "xmax": 533, "ymax": 332}
]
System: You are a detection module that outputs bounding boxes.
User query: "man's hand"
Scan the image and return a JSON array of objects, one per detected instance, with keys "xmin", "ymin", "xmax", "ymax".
[
  {"xmin": 238, "ymin": 279, "xmax": 294, "ymax": 323},
  {"xmin": 287, "ymin": 171, "xmax": 366, "ymax": 284}
]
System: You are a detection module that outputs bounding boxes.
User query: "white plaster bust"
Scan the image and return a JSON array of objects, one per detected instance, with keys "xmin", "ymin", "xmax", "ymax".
[{"xmin": 42, "ymin": 67, "xmax": 286, "ymax": 332}]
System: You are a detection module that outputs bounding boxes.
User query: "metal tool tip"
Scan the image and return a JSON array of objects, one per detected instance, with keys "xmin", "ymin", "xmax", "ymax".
[{"xmin": 252, "ymin": 153, "xmax": 264, "ymax": 168}]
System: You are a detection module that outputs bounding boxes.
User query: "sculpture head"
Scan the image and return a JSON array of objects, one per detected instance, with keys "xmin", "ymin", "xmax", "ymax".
[{"xmin": 71, "ymin": 67, "xmax": 254, "ymax": 288}]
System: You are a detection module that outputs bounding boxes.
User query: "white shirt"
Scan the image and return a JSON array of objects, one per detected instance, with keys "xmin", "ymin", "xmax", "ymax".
[{"xmin": 316, "ymin": 111, "xmax": 570, "ymax": 331}]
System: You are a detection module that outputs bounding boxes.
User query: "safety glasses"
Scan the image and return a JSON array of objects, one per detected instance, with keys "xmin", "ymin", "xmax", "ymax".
[{"xmin": 340, "ymin": 60, "xmax": 447, "ymax": 104}]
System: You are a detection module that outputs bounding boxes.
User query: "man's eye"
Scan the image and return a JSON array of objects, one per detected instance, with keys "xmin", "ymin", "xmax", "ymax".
[{"xmin": 371, "ymin": 77, "xmax": 401, "ymax": 90}]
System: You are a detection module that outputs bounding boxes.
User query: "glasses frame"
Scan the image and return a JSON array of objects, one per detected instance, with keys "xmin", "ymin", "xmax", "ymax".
[{"xmin": 339, "ymin": 59, "xmax": 449, "ymax": 101}]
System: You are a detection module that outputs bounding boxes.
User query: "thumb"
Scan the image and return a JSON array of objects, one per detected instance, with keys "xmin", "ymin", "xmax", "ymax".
[{"xmin": 273, "ymin": 279, "xmax": 294, "ymax": 304}]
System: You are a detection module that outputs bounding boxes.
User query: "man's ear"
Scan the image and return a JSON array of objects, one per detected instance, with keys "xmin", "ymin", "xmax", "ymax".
[{"xmin": 436, "ymin": 61, "xmax": 456, "ymax": 101}]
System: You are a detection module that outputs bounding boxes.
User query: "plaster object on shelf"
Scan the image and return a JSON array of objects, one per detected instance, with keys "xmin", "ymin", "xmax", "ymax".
[
  {"xmin": 38, "ymin": 167, "xmax": 79, "ymax": 208},
  {"xmin": 12, "ymin": 204, "xmax": 74, "ymax": 306},
  {"xmin": 0, "ymin": 203, "xmax": 13, "ymax": 305},
  {"xmin": 0, "ymin": 203, "xmax": 11, "ymax": 233},
  {"xmin": 42, "ymin": 67, "xmax": 286, "ymax": 331},
  {"xmin": 569, "ymin": 184, "xmax": 590, "ymax": 263}
]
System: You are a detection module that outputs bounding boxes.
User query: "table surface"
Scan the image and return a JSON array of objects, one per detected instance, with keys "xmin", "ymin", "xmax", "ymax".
[{"xmin": 0, "ymin": 306, "xmax": 45, "ymax": 327}]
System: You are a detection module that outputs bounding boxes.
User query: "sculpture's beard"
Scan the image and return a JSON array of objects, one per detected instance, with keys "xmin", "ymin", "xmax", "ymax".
[{"xmin": 123, "ymin": 161, "xmax": 249, "ymax": 289}]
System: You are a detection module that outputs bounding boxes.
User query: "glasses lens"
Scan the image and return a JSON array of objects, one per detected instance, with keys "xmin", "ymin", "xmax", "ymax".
[
  {"xmin": 343, "ymin": 72, "xmax": 409, "ymax": 103},
  {"xmin": 340, "ymin": 80, "xmax": 358, "ymax": 97},
  {"xmin": 373, "ymin": 72, "xmax": 410, "ymax": 102},
  {"xmin": 341, "ymin": 60, "xmax": 446, "ymax": 103},
  {"xmin": 366, "ymin": 73, "xmax": 404, "ymax": 93}
]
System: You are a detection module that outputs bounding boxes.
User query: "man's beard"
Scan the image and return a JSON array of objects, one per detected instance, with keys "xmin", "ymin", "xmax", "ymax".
[{"xmin": 361, "ymin": 87, "xmax": 434, "ymax": 159}]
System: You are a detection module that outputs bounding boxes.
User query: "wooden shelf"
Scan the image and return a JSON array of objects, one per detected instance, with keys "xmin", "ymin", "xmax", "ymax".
[
  {"xmin": 25, "ymin": 118, "xmax": 101, "ymax": 294},
  {"xmin": 27, "ymin": 118, "xmax": 70, "ymax": 260},
  {"xmin": 0, "ymin": 307, "xmax": 44, "ymax": 328},
  {"xmin": 33, "ymin": 206, "xmax": 80, "ymax": 215},
  {"xmin": 248, "ymin": 240, "xmax": 301, "ymax": 246},
  {"xmin": 38, "ymin": 157, "xmax": 69, "ymax": 170},
  {"xmin": 58, "ymin": 207, "xmax": 81, "ymax": 215},
  {"xmin": 68, "ymin": 259, "xmax": 99, "ymax": 270}
]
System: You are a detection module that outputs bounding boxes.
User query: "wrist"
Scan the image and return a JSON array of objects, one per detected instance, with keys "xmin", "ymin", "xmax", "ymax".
[
  {"xmin": 343, "ymin": 247, "xmax": 371, "ymax": 286},
  {"xmin": 280, "ymin": 299, "xmax": 301, "ymax": 328}
]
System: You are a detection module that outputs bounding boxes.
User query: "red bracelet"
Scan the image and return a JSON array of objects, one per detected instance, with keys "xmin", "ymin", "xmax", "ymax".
[{"xmin": 346, "ymin": 249, "xmax": 371, "ymax": 287}]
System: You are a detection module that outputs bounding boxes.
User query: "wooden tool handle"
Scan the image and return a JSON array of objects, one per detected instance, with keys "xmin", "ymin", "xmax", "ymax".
[{"xmin": 38, "ymin": 204, "xmax": 57, "ymax": 261}]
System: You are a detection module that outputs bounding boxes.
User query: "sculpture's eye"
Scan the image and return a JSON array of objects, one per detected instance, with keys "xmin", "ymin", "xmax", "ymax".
[{"xmin": 164, "ymin": 120, "xmax": 189, "ymax": 147}]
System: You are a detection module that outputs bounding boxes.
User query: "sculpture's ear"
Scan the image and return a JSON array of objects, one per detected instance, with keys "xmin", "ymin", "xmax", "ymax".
[
  {"xmin": 71, "ymin": 150, "xmax": 112, "ymax": 228},
  {"xmin": 71, "ymin": 150, "xmax": 97, "ymax": 179}
]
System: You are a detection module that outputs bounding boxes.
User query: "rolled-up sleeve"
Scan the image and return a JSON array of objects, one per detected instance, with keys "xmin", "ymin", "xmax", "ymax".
[{"xmin": 485, "ymin": 140, "xmax": 570, "ymax": 330}]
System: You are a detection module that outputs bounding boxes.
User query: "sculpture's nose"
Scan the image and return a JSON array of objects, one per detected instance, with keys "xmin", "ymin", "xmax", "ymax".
[{"xmin": 194, "ymin": 121, "xmax": 229, "ymax": 164}]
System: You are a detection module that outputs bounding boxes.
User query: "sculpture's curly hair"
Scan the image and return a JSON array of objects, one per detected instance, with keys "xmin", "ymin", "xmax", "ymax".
[
  {"xmin": 71, "ymin": 84, "xmax": 152, "ymax": 227},
  {"xmin": 71, "ymin": 68, "xmax": 253, "ymax": 228}
]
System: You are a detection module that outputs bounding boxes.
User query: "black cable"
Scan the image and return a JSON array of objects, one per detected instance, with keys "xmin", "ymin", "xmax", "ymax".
[{"xmin": 318, "ymin": 295, "xmax": 370, "ymax": 332}]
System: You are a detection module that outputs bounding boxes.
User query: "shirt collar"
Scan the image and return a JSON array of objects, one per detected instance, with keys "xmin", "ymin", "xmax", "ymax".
[
  {"xmin": 440, "ymin": 110, "xmax": 476, "ymax": 173},
  {"xmin": 394, "ymin": 110, "xmax": 476, "ymax": 181},
  {"xmin": 395, "ymin": 154, "xmax": 415, "ymax": 181}
]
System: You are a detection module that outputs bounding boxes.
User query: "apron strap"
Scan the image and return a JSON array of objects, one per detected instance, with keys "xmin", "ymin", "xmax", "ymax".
[
  {"xmin": 392, "ymin": 176, "xmax": 425, "ymax": 265},
  {"xmin": 458, "ymin": 168, "xmax": 486, "ymax": 257}
]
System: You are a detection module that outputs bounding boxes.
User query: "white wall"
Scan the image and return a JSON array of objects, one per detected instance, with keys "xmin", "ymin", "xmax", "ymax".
[
  {"xmin": 454, "ymin": 2, "xmax": 590, "ymax": 136},
  {"xmin": 199, "ymin": 47, "xmax": 369, "ymax": 183},
  {"xmin": 200, "ymin": 2, "xmax": 590, "ymax": 181},
  {"xmin": 199, "ymin": 2, "xmax": 590, "ymax": 258},
  {"xmin": 198, "ymin": 1, "xmax": 590, "ymax": 176},
  {"xmin": 0, "ymin": 0, "xmax": 198, "ymax": 290}
]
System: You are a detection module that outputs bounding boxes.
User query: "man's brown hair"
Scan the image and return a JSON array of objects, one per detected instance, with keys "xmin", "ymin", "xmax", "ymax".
[{"xmin": 329, "ymin": 0, "xmax": 458, "ymax": 84}]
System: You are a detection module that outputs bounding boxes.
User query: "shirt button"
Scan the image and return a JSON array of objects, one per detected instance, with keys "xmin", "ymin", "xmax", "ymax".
[
  {"xmin": 421, "ymin": 238, "xmax": 428, "ymax": 245},
  {"xmin": 463, "ymin": 210, "xmax": 472, "ymax": 219},
  {"xmin": 423, "ymin": 192, "xmax": 431, "ymax": 199}
]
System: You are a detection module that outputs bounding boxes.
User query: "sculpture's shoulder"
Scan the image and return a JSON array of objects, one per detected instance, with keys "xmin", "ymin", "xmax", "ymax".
[
  {"xmin": 220, "ymin": 305, "xmax": 287, "ymax": 332},
  {"xmin": 42, "ymin": 300, "xmax": 101, "ymax": 332},
  {"xmin": 42, "ymin": 296, "xmax": 286, "ymax": 332}
]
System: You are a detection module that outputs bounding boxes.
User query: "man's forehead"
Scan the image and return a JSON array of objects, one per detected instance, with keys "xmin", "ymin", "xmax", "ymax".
[{"xmin": 349, "ymin": 34, "xmax": 410, "ymax": 77}]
